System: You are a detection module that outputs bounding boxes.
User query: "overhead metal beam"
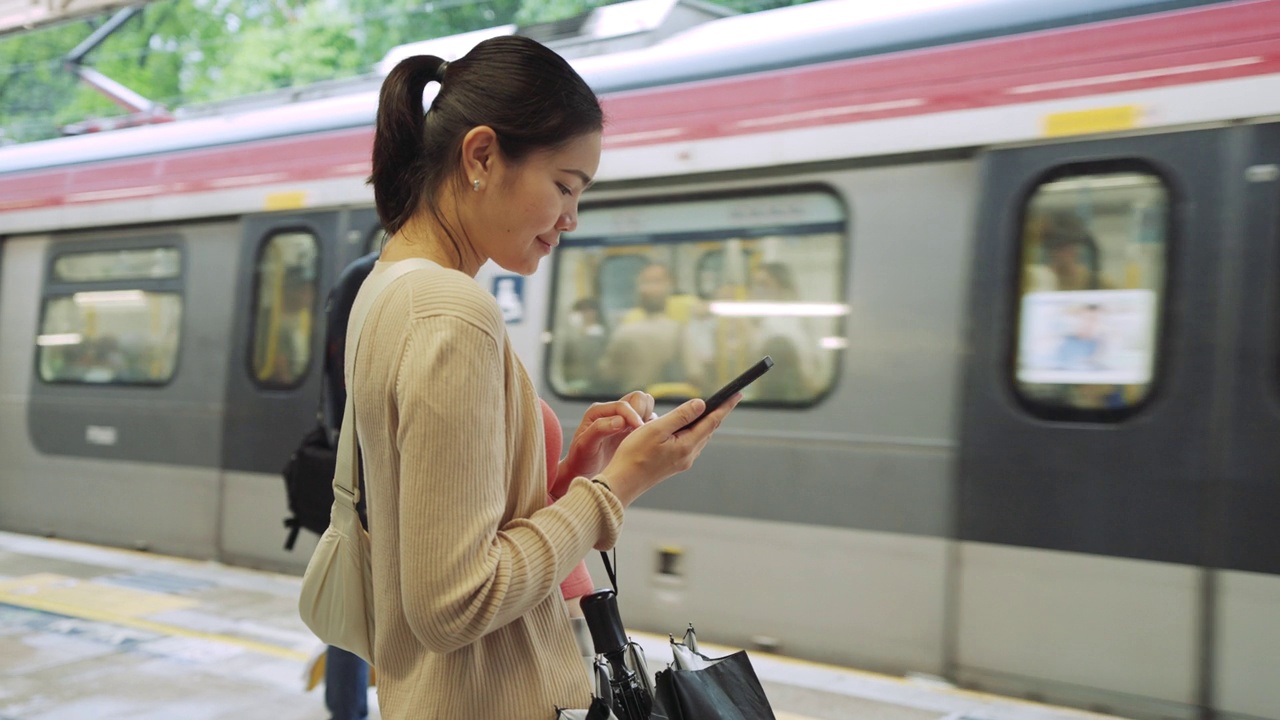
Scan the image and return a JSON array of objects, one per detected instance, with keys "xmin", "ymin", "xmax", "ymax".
[
  {"xmin": 45, "ymin": 4, "xmax": 172, "ymax": 132},
  {"xmin": 0, "ymin": 0, "xmax": 150, "ymax": 36}
]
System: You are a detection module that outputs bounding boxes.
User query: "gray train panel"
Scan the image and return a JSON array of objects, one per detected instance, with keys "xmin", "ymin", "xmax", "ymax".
[
  {"xmin": 1218, "ymin": 123, "xmax": 1280, "ymax": 577},
  {"xmin": 954, "ymin": 543, "xmax": 1202, "ymax": 719},
  {"xmin": 601, "ymin": 509, "xmax": 952, "ymax": 676},
  {"xmin": 544, "ymin": 160, "xmax": 977, "ymax": 537},
  {"xmin": 1214, "ymin": 570, "xmax": 1280, "ymax": 719},
  {"xmin": 1213, "ymin": 124, "xmax": 1280, "ymax": 720},
  {"xmin": 0, "ymin": 237, "xmax": 44, "ymax": 533},
  {"xmin": 26, "ymin": 229, "xmax": 236, "ymax": 467},
  {"xmin": 1, "ymin": 228, "xmax": 236, "ymax": 558}
]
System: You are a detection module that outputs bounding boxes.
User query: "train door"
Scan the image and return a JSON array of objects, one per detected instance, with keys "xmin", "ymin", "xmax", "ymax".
[
  {"xmin": 219, "ymin": 211, "xmax": 340, "ymax": 569},
  {"xmin": 1211, "ymin": 123, "xmax": 1280, "ymax": 720},
  {"xmin": 954, "ymin": 126, "xmax": 1246, "ymax": 719}
]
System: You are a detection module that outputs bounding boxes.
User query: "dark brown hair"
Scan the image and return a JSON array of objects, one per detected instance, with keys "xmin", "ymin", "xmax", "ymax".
[{"xmin": 370, "ymin": 36, "xmax": 604, "ymax": 237}]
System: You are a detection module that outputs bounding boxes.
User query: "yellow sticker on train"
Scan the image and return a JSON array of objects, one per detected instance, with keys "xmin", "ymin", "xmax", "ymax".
[
  {"xmin": 1042, "ymin": 105, "xmax": 1141, "ymax": 137},
  {"xmin": 264, "ymin": 191, "xmax": 308, "ymax": 210}
]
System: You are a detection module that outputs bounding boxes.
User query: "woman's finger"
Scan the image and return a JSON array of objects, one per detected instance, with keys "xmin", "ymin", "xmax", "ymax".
[
  {"xmin": 583, "ymin": 400, "xmax": 644, "ymax": 430},
  {"xmin": 621, "ymin": 391, "xmax": 655, "ymax": 423},
  {"xmin": 576, "ymin": 415, "xmax": 630, "ymax": 446}
]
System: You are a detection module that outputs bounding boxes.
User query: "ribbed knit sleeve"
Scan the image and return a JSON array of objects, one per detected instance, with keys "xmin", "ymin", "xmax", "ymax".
[{"xmin": 391, "ymin": 293, "xmax": 623, "ymax": 655}]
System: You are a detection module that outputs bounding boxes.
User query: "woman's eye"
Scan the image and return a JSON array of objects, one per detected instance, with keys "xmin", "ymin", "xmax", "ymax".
[{"xmin": 557, "ymin": 183, "xmax": 572, "ymax": 196}]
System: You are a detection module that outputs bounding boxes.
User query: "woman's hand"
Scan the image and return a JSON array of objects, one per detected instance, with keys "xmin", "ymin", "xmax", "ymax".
[
  {"xmin": 596, "ymin": 393, "xmax": 742, "ymax": 507},
  {"xmin": 557, "ymin": 391, "xmax": 657, "ymax": 486}
]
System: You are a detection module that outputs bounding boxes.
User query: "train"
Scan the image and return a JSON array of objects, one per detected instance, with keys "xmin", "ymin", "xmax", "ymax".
[{"xmin": 2, "ymin": 0, "xmax": 1279, "ymax": 718}]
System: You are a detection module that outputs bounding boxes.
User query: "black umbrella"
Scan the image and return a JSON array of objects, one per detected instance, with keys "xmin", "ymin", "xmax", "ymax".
[{"xmin": 580, "ymin": 589, "xmax": 655, "ymax": 720}]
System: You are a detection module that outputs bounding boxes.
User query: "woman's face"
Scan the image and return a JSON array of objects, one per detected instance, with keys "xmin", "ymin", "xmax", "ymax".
[{"xmin": 478, "ymin": 131, "xmax": 601, "ymax": 276}]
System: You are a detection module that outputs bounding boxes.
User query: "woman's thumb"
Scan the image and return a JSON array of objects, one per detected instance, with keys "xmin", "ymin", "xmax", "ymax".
[{"xmin": 657, "ymin": 398, "xmax": 706, "ymax": 434}]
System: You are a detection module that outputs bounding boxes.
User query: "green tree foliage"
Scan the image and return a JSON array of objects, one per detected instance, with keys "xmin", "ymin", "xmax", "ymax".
[
  {"xmin": 0, "ymin": 25, "xmax": 84, "ymax": 141},
  {"xmin": 0, "ymin": 0, "xmax": 812, "ymax": 144},
  {"xmin": 516, "ymin": 0, "xmax": 596, "ymax": 26}
]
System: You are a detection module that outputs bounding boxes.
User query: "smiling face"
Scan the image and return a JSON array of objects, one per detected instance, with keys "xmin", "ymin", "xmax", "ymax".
[{"xmin": 467, "ymin": 130, "xmax": 602, "ymax": 276}]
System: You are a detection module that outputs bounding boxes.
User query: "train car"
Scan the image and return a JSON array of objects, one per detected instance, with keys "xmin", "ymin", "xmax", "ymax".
[{"xmin": 2, "ymin": 0, "xmax": 1279, "ymax": 718}]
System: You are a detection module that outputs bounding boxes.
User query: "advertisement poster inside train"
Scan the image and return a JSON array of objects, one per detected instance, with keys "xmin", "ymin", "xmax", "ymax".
[{"xmin": 1017, "ymin": 289, "xmax": 1157, "ymax": 385}]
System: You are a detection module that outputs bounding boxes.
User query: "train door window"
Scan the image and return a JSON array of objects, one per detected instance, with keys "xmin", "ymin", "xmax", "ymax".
[
  {"xmin": 548, "ymin": 190, "xmax": 847, "ymax": 405},
  {"xmin": 37, "ymin": 247, "xmax": 184, "ymax": 385},
  {"xmin": 1013, "ymin": 169, "xmax": 1168, "ymax": 417},
  {"xmin": 249, "ymin": 231, "xmax": 319, "ymax": 388}
]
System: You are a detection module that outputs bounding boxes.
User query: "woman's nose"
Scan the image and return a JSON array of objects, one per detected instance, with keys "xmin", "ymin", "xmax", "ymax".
[{"xmin": 557, "ymin": 210, "xmax": 577, "ymax": 233}]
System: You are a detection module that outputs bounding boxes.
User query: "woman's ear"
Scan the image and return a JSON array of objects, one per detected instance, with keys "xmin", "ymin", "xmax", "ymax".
[{"xmin": 460, "ymin": 125, "xmax": 499, "ymax": 187}]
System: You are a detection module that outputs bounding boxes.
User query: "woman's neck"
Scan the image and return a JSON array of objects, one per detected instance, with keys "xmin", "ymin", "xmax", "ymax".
[{"xmin": 380, "ymin": 207, "xmax": 485, "ymax": 277}]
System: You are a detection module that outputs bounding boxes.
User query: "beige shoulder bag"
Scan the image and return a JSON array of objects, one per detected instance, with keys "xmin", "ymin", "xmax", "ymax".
[{"xmin": 298, "ymin": 258, "xmax": 435, "ymax": 664}]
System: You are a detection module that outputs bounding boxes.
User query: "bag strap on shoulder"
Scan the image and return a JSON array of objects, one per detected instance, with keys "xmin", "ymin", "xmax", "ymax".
[{"xmin": 332, "ymin": 258, "xmax": 438, "ymax": 508}]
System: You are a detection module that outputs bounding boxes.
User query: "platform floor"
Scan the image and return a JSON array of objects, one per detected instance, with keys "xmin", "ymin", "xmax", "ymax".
[{"xmin": 0, "ymin": 531, "xmax": 1127, "ymax": 720}]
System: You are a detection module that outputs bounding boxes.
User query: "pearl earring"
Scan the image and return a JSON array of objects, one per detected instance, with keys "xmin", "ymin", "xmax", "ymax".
[{"xmin": 472, "ymin": 179, "xmax": 481, "ymax": 191}]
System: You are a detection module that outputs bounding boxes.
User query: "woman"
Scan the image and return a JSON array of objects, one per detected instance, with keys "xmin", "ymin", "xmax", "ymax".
[{"xmin": 353, "ymin": 36, "xmax": 740, "ymax": 718}]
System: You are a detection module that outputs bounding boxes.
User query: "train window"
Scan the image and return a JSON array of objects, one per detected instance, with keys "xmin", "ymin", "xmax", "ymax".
[
  {"xmin": 53, "ymin": 247, "xmax": 181, "ymax": 282},
  {"xmin": 547, "ymin": 190, "xmax": 847, "ymax": 405},
  {"xmin": 37, "ymin": 292, "xmax": 183, "ymax": 385},
  {"xmin": 1013, "ymin": 170, "xmax": 1168, "ymax": 416},
  {"xmin": 37, "ymin": 244, "xmax": 184, "ymax": 386},
  {"xmin": 249, "ymin": 231, "xmax": 319, "ymax": 388}
]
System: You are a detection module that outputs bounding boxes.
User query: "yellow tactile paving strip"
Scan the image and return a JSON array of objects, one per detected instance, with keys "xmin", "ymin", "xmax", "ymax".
[
  {"xmin": 0, "ymin": 572, "xmax": 310, "ymax": 662},
  {"xmin": 0, "ymin": 573, "xmax": 197, "ymax": 616}
]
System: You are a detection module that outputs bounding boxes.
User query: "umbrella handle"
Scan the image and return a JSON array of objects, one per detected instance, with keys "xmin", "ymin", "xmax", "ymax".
[{"xmin": 580, "ymin": 588, "xmax": 628, "ymax": 656}]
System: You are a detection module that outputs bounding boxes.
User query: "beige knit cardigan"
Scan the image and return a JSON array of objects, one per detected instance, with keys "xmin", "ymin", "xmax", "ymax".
[{"xmin": 349, "ymin": 261, "xmax": 624, "ymax": 719}]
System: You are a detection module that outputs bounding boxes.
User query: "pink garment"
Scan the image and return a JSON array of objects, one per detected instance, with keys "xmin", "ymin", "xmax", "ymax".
[{"xmin": 541, "ymin": 399, "xmax": 595, "ymax": 600}]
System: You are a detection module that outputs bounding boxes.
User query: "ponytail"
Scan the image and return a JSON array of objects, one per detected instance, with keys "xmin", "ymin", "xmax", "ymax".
[{"xmin": 369, "ymin": 55, "xmax": 447, "ymax": 236}]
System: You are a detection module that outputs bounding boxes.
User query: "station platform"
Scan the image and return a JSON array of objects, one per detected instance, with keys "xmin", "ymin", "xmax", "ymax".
[{"xmin": 0, "ymin": 531, "xmax": 1125, "ymax": 720}]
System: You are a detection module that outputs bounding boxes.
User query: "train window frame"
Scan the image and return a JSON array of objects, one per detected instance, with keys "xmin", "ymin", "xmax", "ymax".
[
  {"xmin": 52, "ymin": 246, "xmax": 181, "ymax": 282},
  {"xmin": 36, "ymin": 239, "xmax": 187, "ymax": 388},
  {"xmin": 246, "ymin": 228, "xmax": 321, "ymax": 391},
  {"xmin": 1007, "ymin": 159, "xmax": 1175, "ymax": 423},
  {"xmin": 543, "ymin": 184, "xmax": 850, "ymax": 410}
]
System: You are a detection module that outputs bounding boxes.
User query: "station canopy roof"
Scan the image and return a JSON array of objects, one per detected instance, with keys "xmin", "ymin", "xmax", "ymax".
[{"xmin": 0, "ymin": 0, "xmax": 146, "ymax": 35}]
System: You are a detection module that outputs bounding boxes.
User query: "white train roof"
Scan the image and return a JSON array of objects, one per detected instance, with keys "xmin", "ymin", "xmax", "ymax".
[{"xmin": 0, "ymin": 0, "xmax": 1226, "ymax": 176}]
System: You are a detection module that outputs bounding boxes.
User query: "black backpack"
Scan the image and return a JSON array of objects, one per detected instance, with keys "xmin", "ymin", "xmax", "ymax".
[{"xmin": 281, "ymin": 421, "xmax": 337, "ymax": 550}]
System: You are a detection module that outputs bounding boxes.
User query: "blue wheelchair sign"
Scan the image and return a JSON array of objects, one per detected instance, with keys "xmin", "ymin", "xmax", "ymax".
[{"xmin": 491, "ymin": 275, "xmax": 525, "ymax": 324}]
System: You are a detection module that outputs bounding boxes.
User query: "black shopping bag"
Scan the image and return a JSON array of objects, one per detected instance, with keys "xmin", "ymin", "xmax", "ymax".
[{"xmin": 654, "ymin": 626, "xmax": 775, "ymax": 720}]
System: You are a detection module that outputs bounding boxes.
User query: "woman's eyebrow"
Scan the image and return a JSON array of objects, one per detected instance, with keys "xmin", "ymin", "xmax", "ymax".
[{"xmin": 561, "ymin": 168, "xmax": 594, "ymax": 189}]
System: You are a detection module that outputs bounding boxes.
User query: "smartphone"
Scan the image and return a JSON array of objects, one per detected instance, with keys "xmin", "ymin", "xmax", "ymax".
[{"xmin": 678, "ymin": 355, "xmax": 773, "ymax": 432}]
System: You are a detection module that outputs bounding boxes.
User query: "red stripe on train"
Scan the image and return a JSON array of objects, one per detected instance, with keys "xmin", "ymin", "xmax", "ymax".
[{"xmin": 1, "ymin": 0, "xmax": 1278, "ymax": 213}]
